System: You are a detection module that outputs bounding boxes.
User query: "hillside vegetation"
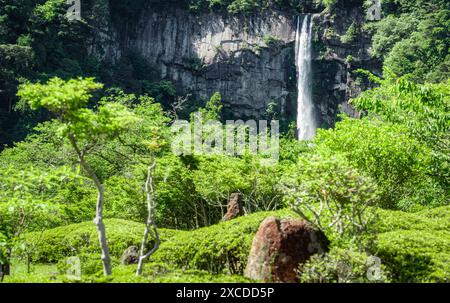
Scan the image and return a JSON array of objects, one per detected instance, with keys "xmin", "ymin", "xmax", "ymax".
[{"xmin": 0, "ymin": 0, "xmax": 449, "ymax": 283}]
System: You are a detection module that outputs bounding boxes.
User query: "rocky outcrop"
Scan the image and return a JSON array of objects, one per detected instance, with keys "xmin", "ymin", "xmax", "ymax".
[
  {"xmin": 244, "ymin": 217, "xmax": 328, "ymax": 283},
  {"xmin": 88, "ymin": 1, "xmax": 381, "ymax": 127},
  {"xmin": 312, "ymin": 1, "xmax": 382, "ymax": 127},
  {"xmin": 223, "ymin": 192, "xmax": 243, "ymax": 221},
  {"xmin": 120, "ymin": 246, "xmax": 140, "ymax": 265},
  {"xmin": 88, "ymin": 6, "xmax": 297, "ymax": 120}
]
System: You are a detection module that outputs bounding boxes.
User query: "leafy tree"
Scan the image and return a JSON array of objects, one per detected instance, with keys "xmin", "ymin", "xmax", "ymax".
[
  {"xmin": 17, "ymin": 77, "xmax": 140, "ymax": 276},
  {"xmin": 352, "ymin": 77, "xmax": 449, "ymax": 206},
  {"xmin": 383, "ymin": 11, "xmax": 450, "ymax": 83},
  {"xmin": 367, "ymin": 14, "xmax": 419, "ymax": 60},
  {"xmin": 314, "ymin": 116, "xmax": 439, "ymax": 210},
  {"xmin": 282, "ymin": 154, "xmax": 379, "ymax": 243},
  {"xmin": 0, "ymin": 165, "xmax": 85, "ymax": 274}
]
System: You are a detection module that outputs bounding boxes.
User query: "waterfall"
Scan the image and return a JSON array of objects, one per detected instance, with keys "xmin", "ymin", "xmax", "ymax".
[{"xmin": 295, "ymin": 15, "xmax": 316, "ymax": 140}]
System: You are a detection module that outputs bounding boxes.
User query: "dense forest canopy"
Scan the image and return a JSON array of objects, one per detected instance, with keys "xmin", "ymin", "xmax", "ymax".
[{"xmin": 0, "ymin": 0, "xmax": 449, "ymax": 283}]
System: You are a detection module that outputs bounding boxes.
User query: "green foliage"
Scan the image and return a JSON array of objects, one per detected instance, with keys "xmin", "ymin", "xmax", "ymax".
[
  {"xmin": 340, "ymin": 22, "xmax": 359, "ymax": 44},
  {"xmin": 383, "ymin": 11, "xmax": 450, "ymax": 83},
  {"xmin": 314, "ymin": 116, "xmax": 439, "ymax": 210},
  {"xmin": 263, "ymin": 35, "xmax": 280, "ymax": 47},
  {"xmin": 374, "ymin": 206, "xmax": 450, "ymax": 233},
  {"xmin": 351, "ymin": 78, "xmax": 449, "ymax": 209},
  {"xmin": 0, "ymin": 232, "xmax": 8, "ymax": 266},
  {"xmin": 313, "ymin": 0, "xmax": 337, "ymax": 10},
  {"xmin": 202, "ymin": 91, "xmax": 223, "ymax": 121},
  {"xmin": 57, "ymin": 253, "xmax": 119, "ymax": 276},
  {"xmin": 368, "ymin": 1, "xmax": 450, "ymax": 82},
  {"xmin": 299, "ymin": 248, "xmax": 390, "ymax": 283},
  {"xmin": 8, "ymin": 205, "xmax": 450, "ymax": 283},
  {"xmin": 152, "ymin": 209, "xmax": 296, "ymax": 274},
  {"xmin": 152, "ymin": 154, "xmax": 200, "ymax": 228},
  {"xmin": 192, "ymin": 154, "xmax": 285, "ymax": 216},
  {"xmin": 299, "ymin": 206, "xmax": 450, "ymax": 283},
  {"xmin": 381, "ymin": 0, "xmax": 450, "ymax": 15},
  {"xmin": 187, "ymin": 0, "xmax": 304, "ymax": 14},
  {"xmin": 353, "ymin": 78, "xmax": 449, "ymax": 146},
  {"xmin": 19, "ymin": 77, "xmax": 102, "ymax": 113},
  {"xmin": 367, "ymin": 15, "xmax": 419, "ymax": 60},
  {"xmin": 34, "ymin": 0, "xmax": 66, "ymax": 22},
  {"xmin": 23, "ymin": 219, "xmax": 177, "ymax": 263},
  {"xmin": 368, "ymin": 205, "xmax": 450, "ymax": 282},
  {"xmin": 282, "ymin": 154, "xmax": 379, "ymax": 243},
  {"xmin": 0, "ymin": 165, "xmax": 94, "ymax": 236},
  {"xmin": 93, "ymin": 263, "xmax": 252, "ymax": 283},
  {"xmin": 3, "ymin": 260, "xmax": 251, "ymax": 283},
  {"xmin": 0, "ymin": 121, "xmax": 72, "ymax": 169},
  {"xmin": 18, "ymin": 77, "xmax": 140, "ymax": 141},
  {"xmin": 376, "ymin": 230, "xmax": 450, "ymax": 282},
  {"xmin": 22, "ymin": 210, "xmax": 297, "ymax": 275}
]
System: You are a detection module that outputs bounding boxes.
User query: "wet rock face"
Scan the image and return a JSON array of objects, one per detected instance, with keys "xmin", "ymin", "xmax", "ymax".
[
  {"xmin": 244, "ymin": 217, "xmax": 328, "ymax": 283},
  {"xmin": 223, "ymin": 193, "xmax": 243, "ymax": 221},
  {"xmin": 90, "ymin": 3, "xmax": 380, "ymax": 126},
  {"xmin": 91, "ymin": 9, "xmax": 299, "ymax": 121}
]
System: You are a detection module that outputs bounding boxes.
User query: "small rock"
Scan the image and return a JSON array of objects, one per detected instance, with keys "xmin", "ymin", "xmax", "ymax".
[
  {"xmin": 120, "ymin": 246, "xmax": 140, "ymax": 265},
  {"xmin": 244, "ymin": 217, "xmax": 328, "ymax": 283},
  {"xmin": 223, "ymin": 193, "xmax": 243, "ymax": 221}
]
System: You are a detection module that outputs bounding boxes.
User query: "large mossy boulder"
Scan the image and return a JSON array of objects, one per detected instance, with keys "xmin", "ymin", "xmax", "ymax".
[{"xmin": 244, "ymin": 217, "xmax": 328, "ymax": 282}]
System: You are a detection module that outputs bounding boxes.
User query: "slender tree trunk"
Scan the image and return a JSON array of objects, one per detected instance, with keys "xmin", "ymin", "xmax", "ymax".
[
  {"xmin": 69, "ymin": 134, "xmax": 112, "ymax": 276},
  {"xmin": 136, "ymin": 161, "xmax": 160, "ymax": 275},
  {"xmin": 92, "ymin": 181, "xmax": 111, "ymax": 276}
]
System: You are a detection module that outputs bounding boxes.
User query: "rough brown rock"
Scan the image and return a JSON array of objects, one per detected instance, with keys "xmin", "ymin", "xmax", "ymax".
[
  {"xmin": 120, "ymin": 246, "xmax": 140, "ymax": 265},
  {"xmin": 244, "ymin": 216, "xmax": 328, "ymax": 283},
  {"xmin": 223, "ymin": 193, "xmax": 244, "ymax": 221}
]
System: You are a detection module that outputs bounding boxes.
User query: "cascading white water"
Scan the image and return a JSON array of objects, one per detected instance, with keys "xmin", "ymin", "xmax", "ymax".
[{"xmin": 295, "ymin": 15, "xmax": 316, "ymax": 140}]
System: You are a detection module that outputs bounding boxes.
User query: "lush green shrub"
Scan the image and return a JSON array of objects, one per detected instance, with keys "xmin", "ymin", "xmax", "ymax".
[
  {"xmin": 152, "ymin": 209, "xmax": 297, "ymax": 274},
  {"xmin": 366, "ymin": 14, "xmax": 419, "ymax": 60},
  {"xmin": 23, "ymin": 219, "xmax": 178, "ymax": 263},
  {"xmin": 20, "ymin": 210, "xmax": 298, "ymax": 279},
  {"xmin": 368, "ymin": 0, "xmax": 450, "ymax": 83},
  {"xmin": 314, "ymin": 116, "xmax": 437, "ymax": 210},
  {"xmin": 57, "ymin": 253, "xmax": 120, "ymax": 276},
  {"xmin": 375, "ymin": 230, "xmax": 450, "ymax": 282},
  {"xmin": 340, "ymin": 22, "xmax": 359, "ymax": 44},
  {"xmin": 0, "ymin": 165, "xmax": 95, "ymax": 236},
  {"xmin": 351, "ymin": 78, "xmax": 449, "ymax": 209},
  {"xmin": 299, "ymin": 248, "xmax": 391, "ymax": 283},
  {"xmin": 370, "ymin": 205, "xmax": 450, "ymax": 282},
  {"xmin": 374, "ymin": 206, "xmax": 450, "ymax": 233},
  {"xmin": 282, "ymin": 154, "xmax": 379, "ymax": 244},
  {"xmin": 3, "ymin": 259, "xmax": 251, "ymax": 283},
  {"xmin": 102, "ymin": 263, "xmax": 252, "ymax": 283}
]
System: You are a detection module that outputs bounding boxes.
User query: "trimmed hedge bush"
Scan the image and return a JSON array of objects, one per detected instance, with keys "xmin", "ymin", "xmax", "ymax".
[
  {"xmin": 371, "ymin": 206, "xmax": 450, "ymax": 282},
  {"xmin": 20, "ymin": 206, "xmax": 450, "ymax": 282},
  {"xmin": 375, "ymin": 230, "xmax": 450, "ymax": 282},
  {"xmin": 152, "ymin": 209, "xmax": 298, "ymax": 275},
  {"xmin": 23, "ymin": 219, "xmax": 178, "ymax": 263},
  {"xmin": 23, "ymin": 210, "xmax": 298, "ymax": 274},
  {"xmin": 374, "ymin": 206, "xmax": 450, "ymax": 233},
  {"xmin": 4, "ymin": 261, "xmax": 251, "ymax": 283}
]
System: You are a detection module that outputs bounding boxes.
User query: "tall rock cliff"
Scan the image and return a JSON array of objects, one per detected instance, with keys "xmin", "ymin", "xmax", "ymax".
[{"xmin": 87, "ymin": 0, "xmax": 381, "ymax": 127}]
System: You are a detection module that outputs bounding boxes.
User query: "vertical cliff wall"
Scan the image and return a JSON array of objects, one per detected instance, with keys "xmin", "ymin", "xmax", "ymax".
[
  {"xmin": 312, "ymin": 1, "xmax": 381, "ymax": 127},
  {"xmin": 87, "ymin": 1, "xmax": 380, "ymax": 127}
]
